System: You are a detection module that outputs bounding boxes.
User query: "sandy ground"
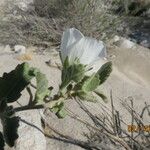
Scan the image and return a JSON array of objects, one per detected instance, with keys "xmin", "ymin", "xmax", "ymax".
[{"xmin": 0, "ymin": 40, "xmax": 149, "ymax": 150}]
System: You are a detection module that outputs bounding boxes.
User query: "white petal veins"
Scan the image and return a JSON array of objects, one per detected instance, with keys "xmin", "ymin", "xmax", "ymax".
[
  {"xmin": 60, "ymin": 28, "xmax": 83, "ymax": 62},
  {"xmin": 98, "ymin": 41, "xmax": 107, "ymax": 58},
  {"xmin": 68, "ymin": 37, "xmax": 106, "ymax": 65}
]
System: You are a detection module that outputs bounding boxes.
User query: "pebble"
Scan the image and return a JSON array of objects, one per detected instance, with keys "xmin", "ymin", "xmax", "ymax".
[
  {"xmin": 120, "ymin": 39, "xmax": 136, "ymax": 49},
  {"xmin": 113, "ymin": 35, "xmax": 120, "ymax": 42},
  {"xmin": 14, "ymin": 45, "xmax": 26, "ymax": 54}
]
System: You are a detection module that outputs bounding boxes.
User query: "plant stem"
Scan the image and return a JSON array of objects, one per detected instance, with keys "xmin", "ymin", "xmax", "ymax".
[
  {"xmin": 14, "ymin": 95, "xmax": 65, "ymax": 112},
  {"xmin": 14, "ymin": 104, "xmax": 44, "ymax": 112}
]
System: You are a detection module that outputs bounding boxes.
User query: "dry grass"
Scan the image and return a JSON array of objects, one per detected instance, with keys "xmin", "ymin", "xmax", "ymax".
[
  {"xmin": 110, "ymin": 0, "xmax": 150, "ymax": 15},
  {"xmin": 33, "ymin": 0, "xmax": 124, "ymax": 40},
  {"xmin": 0, "ymin": 0, "xmax": 149, "ymax": 47},
  {"xmin": 43, "ymin": 95, "xmax": 150, "ymax": 150},
  {"xmin": 80, "ymin": 95, "xmax": 150, "ymax": 150},
  {"xmin": 0, "ymin": 11, "xmax": 62, "ymax": 47},
  {"xmin": 0, "ymin": 0, "xmax": 125, "ymax": 47}
]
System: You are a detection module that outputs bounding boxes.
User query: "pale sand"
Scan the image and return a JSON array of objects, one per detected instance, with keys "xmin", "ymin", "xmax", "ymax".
[{"xmin": 0, "ymin": 41, "xmax": 149, "ymax": 149}]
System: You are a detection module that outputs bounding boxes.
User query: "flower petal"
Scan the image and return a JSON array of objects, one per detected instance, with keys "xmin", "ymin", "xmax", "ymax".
[
  {"xmin": 69, "ymin": 37, "xmax": 106, "ymax": 65},
  {"xmin": 60, "ymin": 28, "xmax": 84, "ymax": 62}
]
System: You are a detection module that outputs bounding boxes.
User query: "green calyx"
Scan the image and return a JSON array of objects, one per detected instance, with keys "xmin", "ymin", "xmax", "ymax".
[
  {"xmin": 60, "ymin": 57, "xmax": 86, "ymax": 94},
  {"xmin": 50, "ymin": 101, "xmax": 67, "ymax": 118}
]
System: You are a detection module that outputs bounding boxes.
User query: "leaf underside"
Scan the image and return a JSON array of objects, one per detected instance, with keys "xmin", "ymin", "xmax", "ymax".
[{"xmin": 0, "ymin": 63, "xmax": 35, "ymax": 103}]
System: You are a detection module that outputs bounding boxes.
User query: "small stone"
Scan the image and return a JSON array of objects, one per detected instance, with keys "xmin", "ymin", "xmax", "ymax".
[
  {"xmin": 113, "ymin": 35, "xmax": 120, "ymax": 42},
  {"xmin": 45, "ymin": 60, "xmax": 52, "ymax": 66},
  {"xmin": 140, "ymin": 40, "xmax": 149, "ymax": 48},
  {"xmin": 13, "ymin": 10, "xmax": 18, "ymax": 15},
  {"xmin": 120, "ymin": 39, "xmax": 136, "ymax": 49},
  {"xmin": 17, "ymin": 2, "xmax": 28, "ymax": 11},
  {"xmin": 109, "ymin": 54, "xmax": 116, "ymax": 59},
  {"xmin": 14, "ymin": 45, "xmax": 26, "ymax": 54}
]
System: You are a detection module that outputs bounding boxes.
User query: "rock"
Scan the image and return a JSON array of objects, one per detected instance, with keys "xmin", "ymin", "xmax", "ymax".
[
  {"xmin": 140, "ymin": 39, "xmax": 149, "ymax": 48},
  {"xmin": 113, "ymin": 35, "xmax": 120, "ymax": 42},
  {"xmin": 17, "ymin": 2, "xmax": 29, "ymax": 12},
  {"xmin": 4, "ymin": 0, "xmax": 34, "ymax": 12},
  {"xmin": 13, "ymin": 46, "xmax": 33, "ymax": 61},
  {"xmin": 112, "ymin": 36, "xmax": 136, "ymax": 49},
  {"xmin": 15, "ymin": 110, "xmax": 46, "ymax": 150},
  {"xmin": 109, "ymin": 54, "xmax": 116, "ymax": 59},
  {"xmin": 17, "ymin": 0, "xmax": 34, "ymax": 12},
  {"xmin": 128, "ymin": 19, "xmax": 150, "ymax": 48},
  {"xmin": 120, "ymin": 39, "xmax": 136, "ymax": 49},
  {"xmin": 13, "ymin": 10, "xmax": 18, "ymax": 15},
  {"xmin": 14, "ymin": 45, "xmax": 26, "ymax": 54}
]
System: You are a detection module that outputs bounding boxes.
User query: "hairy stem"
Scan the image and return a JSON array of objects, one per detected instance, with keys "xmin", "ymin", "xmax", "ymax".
[{"xmin": 14, "ymin": 104, "xmax": 44, "ymax": 112}]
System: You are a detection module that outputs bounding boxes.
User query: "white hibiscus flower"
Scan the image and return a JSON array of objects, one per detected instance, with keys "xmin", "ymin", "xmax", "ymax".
[
  {"xmin": 60, "ymin": 28, "xmax": 107, "ymax": 72},
  {"xmin": 60, "ymin": 28, "xmax": 112, "ymax": 96},
  {"xmin": 60, "ymin": 28, "xmax": 106, "ymax": 68}
]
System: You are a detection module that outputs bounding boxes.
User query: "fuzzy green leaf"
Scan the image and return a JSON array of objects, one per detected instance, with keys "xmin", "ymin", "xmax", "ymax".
[
  {"xmin": 98, "ymin": 62, "xmax": 112, "ymax": 85},
  {"xmin": 34, "ymin": 72, "xmax": 49, "ymax": 103},
  {"xmin": 81, "ymin": 74, "xmax": 100, "ymax": 92},
  {"xmin": 0, "ymin": 63, "xmax": 35, "ymax": 103}
]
